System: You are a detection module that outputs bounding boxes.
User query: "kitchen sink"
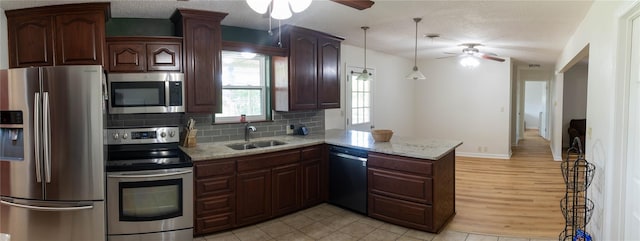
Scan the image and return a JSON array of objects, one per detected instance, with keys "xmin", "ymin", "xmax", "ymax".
[{"xmin": 226, "ymin": 140, "xmax": 286, "ymax": 150}]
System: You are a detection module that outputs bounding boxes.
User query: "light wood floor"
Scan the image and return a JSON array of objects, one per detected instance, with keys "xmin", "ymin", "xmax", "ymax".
[{"xmin": 447, "ymin": 130, "xmax": 565, "ymax": 239}]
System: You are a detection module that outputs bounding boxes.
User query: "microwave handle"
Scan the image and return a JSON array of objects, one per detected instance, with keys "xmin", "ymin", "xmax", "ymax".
[{"xmin": 103, "ymin": 70, "xmax": 109, "ymax": 101}]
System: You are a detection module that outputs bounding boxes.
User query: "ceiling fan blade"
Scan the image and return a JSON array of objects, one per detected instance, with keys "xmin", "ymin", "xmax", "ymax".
[
  {"xmin": 436, "ymin": 55, "xmax": 458, "ymax": 59},
  {"xmin": 443, "ymin": 52, "xmax": 458, "ymax": 55},
  {"xmin": 476, "ymin": 53, "xmax": 505, "ymax": 62},
  {"xmin": 330, "ymin": 0, "xmax": 375, "ymax": 10}
]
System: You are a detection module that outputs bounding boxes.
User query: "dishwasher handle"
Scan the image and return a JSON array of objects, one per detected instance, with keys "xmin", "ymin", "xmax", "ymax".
[{"xmin": 331, "ymin": 152, "xmax": 368, "ymax": 163}]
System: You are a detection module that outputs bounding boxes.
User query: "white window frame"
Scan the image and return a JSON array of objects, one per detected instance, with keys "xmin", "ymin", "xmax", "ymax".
[
  {"xmin": 215, "ymin": 51, "xmax": 268, "ymax": 123},
  {"xmin": 346, "ymin": 66, "xmax": 375, "ymax": 131}
]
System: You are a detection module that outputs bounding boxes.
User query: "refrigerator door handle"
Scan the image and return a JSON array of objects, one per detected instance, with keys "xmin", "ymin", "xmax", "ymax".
[
  {"xmin": 34, "ymin": 92, "xmax": 42, "ymax": 183},
  {"xmin": 0, "ymin": 199, "xmax": 94, "ymax": 212},
  {"xmin": 43, "ymin": 91, "xmax": 51, "ymax": 183}
]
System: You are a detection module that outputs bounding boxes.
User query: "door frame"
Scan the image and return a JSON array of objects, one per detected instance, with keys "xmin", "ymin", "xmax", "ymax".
[{"xmin": 609, "ymin": 2, "xmax": 640, "ymax": 239}]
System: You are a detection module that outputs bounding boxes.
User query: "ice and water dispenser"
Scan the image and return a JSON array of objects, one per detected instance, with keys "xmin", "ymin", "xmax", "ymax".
[{"xmin": 0, "ymin": 111, "xmax": 24, "ymax": 161}]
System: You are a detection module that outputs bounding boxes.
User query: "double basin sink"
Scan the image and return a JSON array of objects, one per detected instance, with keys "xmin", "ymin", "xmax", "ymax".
[{"xmin": 226, "ymin": 140, "xmax": 287, "ymax": 150}]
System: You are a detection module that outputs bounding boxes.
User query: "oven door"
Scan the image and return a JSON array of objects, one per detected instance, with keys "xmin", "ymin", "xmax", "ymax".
[{"xmin": 106, "ymin": 167, "xmax": 193, "ymax": 235}]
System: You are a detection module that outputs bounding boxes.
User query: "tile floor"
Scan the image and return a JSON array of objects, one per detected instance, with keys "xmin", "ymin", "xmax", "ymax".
[{"xmin": 195, "ymin": 204, "xmax": 556, "ymax": 241}]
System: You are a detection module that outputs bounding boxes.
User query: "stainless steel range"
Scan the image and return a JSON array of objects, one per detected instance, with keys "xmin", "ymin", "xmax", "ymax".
[{"xmin": 105, "ymin": 126, "xmax": 193, "ymax": 241}]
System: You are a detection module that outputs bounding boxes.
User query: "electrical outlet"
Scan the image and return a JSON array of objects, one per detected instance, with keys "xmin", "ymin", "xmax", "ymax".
[
  {"xmin": 483, "ymin": 146, "xmax": 488, "ymax": 152},
  {"xmin": 477, "ymin": 146, "xmax": 482, "ymax": 152},
  {"xmin": 286, "ymin": 125, "xmax": 294, "ymax": 135}
]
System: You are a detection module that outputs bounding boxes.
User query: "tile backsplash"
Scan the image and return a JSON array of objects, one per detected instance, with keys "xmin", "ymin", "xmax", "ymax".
[{"xmin": 107, "ymin": 110, "xmax": 325, "ymax": 144}]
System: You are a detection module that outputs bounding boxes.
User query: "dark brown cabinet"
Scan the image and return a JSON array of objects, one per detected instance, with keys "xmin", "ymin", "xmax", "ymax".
[
  {"xmin": 236, "ymin": 149, "xmax": 301, "ymax": 226},
  {"xmin": 301, "ymin": 145, "xmax": 327, "ymax": 207},
  {"xmin": 106, "ymin": 37, "xmax": 182, "ymax": 72},
  {"xmin": 273, "ymin": 26, "xmax": 343, "ymax": 111},
  {"xmin": 171, "ymin": 9, "xmax": 227, "ymax": 113},
  {"xmin": 194, "ymin": 160, "xmax": 236, "ymax": 235},
  {"xmin": 367, "ymin": 151, "xmax": 455, "ymax": 233},
  {"xmin": 6, "ymin": 3, "xmax": 109, "ymax": 68},
  {"xmin": 271, "ymin": 163, "xmax": 301, "ymax": 217}
]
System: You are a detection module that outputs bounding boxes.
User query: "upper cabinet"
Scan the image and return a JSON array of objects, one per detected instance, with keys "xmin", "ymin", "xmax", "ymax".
[
  {"xmin": 106, "ymin": 37, "xmax": 182, "ymax": 72},
  {"xmin": 171, "ymin": 9, "xmax": 228, "ymax": 113},
  {"xmin": 273, "ymin": 26, "xmax": 343, "ymax": 111},
  {"xmin": 6, "ymin": 3, "xmax": 110, "ymax": 68}
]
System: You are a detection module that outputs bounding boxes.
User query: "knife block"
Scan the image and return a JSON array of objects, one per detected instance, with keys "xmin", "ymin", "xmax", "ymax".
[{"xmin": 182, "ymin": 128, "xmax": 198, "ymax": 147}]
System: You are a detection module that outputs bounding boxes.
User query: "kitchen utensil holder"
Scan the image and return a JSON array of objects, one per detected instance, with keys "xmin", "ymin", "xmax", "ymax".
[{"xmin": 559, "ymin": 137, "xmax": 595, "ymax": 241}]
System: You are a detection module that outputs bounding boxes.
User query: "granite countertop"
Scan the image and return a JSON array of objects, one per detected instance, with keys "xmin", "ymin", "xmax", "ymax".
[{"xmin": 180, "ymin": 129, "xmax": 463, "ymax": 161}]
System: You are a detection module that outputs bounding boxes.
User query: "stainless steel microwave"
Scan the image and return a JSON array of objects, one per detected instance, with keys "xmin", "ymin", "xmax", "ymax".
[{"xmin": 107, "ymin": 72, "xmax": 185, "ymax": 114}]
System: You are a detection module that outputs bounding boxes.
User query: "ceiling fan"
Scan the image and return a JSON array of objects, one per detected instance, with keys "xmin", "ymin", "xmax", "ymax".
[
  {"xmin": 441, "ymin": 43, "xmax": 505, "ymax": 62},
  {"xmin": 330, "ymin": 0, "xmax": 375, "ymax": 10}
]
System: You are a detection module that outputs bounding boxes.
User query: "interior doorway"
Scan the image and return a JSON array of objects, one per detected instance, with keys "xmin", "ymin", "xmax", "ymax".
[
  {"xmin": 561, "ymin": 58, "xmax": 588, "ymax": 150},
  {"xmin": 524, "ymin": 81, "xmax": 547, "ymax": 136}
]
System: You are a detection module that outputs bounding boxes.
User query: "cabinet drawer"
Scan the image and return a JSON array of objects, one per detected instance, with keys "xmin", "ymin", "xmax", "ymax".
[
  {"xmin": 237, "ymin": 149, "xmax": 300, "ymax": 172},
  {"xmin": 368, "ymin": 168, "xmax": 433, "ymax": 204},
  {"xmin": 195, "ymin": 213, "xmax": 234, "ymax": 235},
  {"xmin": 195, "ymin": 160, "xmax": 235, "ymax": 178},
  {"xmin": 368, "ymin": 152, "xmax": 432, "ymax": 176},
  {"xmin": 196, "ymin": 194, "xmax": 234, "ymax": 216},
  {"xmin": 301, "ymin": 145, "xmax": 322, "ymax": 160},
  {"xmin": 196, "ymin": 176, "xmax": 235, "ymax": 197},
  {"xmin": 369, "ymin": 193, "xmax": 433, "ymax": 231}
]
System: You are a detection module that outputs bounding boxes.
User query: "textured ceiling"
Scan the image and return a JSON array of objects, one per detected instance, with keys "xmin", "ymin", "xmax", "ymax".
[{"xmin": 0, "ymin": 0, "xmax": 594, "ymax": 68}]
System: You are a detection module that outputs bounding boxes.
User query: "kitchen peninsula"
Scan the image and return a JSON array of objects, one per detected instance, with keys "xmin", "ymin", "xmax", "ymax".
[{"xmin": 181, "ymin": 129, "xmax": 462, "ymax": 235}]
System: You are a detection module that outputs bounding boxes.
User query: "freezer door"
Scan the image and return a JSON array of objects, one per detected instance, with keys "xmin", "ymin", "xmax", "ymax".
[
  {"xmin": 42, "ymin": 66, "xmax": 105, "ymax": 201},
  {"xmin": 0, "ymin": 197, "xmax": 105, "ymax": 241},
  {"xmin": 0, "ymin": 68, "xmax": 44, "ymax": 200}
]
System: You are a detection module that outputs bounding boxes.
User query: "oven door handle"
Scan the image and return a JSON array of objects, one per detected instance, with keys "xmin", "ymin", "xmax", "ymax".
[{"xmin": 107, "ymin": 169, "xmax": 192, "ymax": 179}]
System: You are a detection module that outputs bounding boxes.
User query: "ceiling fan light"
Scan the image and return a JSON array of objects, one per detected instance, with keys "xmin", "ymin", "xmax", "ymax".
[
  {"xmin": 271, "ymin": 0, "xmax": 292, "ymax": 19},
  {"xmin": 460, "ymin": 56, "xmax": 480, "ymax": 68},
  {"xmin": 406, "ymin": 66, "xmax": 426, "ymax": 80},
  {"xmin": 246, "ymin": 0, "xmax": 270, "ymax": 14},
  {"xmin": 289, "ymin": 0, "xmax": 312, "ymax": 13}
]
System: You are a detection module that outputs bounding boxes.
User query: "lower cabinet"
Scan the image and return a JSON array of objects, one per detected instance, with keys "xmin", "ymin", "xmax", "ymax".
[
  {"xmin": 367, "ymin": 151, "xmax": 455, "ymax": 233},
  {"xmin": 194, "ymin": 160, "xmax": 236, "ymax": 235},
  {"xmin": 236, "ymin": 169, "xmax": 272, "ymax": 226},
  {"xmin": 301, "ymin": 145, "xmax": 326, "ymax": 207},
  {"xmin": 272, "ymin": 163, "xmax": 301, "ymax": 217}
]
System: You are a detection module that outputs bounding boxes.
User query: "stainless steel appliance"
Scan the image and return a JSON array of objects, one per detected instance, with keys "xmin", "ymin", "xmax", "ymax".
[
  {"xmin": 328, "ymin": 145, "xmax": 368, "ymax": 214},
  {"xmin": 106, "ymin": 127, "xmax": 193, "ymax": 241},
  {"xmin": 0, "ymin": 66, "xmax": 106, "ymax": 241},
  {"xmin": 107, "ymin": 72, "xmax": 184, "ymax": 114}
]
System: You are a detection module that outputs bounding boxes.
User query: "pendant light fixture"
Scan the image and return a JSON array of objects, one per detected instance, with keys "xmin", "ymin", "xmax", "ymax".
[
  {"xmin": 246, "ymin": 0, "xmax": 312, "ymax": 20},
  {"xmin": 357, "ymin": 26, "xmax": 371, "ymax": 81},
  {"xmin": 406, "ymin": 17, "xmax": 426, "ymax": 80}
]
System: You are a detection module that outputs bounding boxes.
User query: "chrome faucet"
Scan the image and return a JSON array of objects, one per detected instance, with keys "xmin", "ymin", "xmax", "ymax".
[{"xmin": 244, "ymin": 122, "xmax": 256, "ymax": 142}]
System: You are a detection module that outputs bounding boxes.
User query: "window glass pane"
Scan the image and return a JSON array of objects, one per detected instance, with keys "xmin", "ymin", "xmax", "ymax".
[
  {"xmin": 222, "ymin": 52, "xmax": 262, "ymax": 86},
  {"xmin": 363, "ymin": 108, "xmax": 370, "ymax": 123},
  {"xmin": 363, "ymin": 93, "xmax": 370, "ymax": 107},
  {"xmin": 218, "ymin": 89, "xmax": 263, "ymax": 117}
]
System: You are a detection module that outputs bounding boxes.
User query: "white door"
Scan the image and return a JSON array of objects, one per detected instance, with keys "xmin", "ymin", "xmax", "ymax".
[
  {"xmin": 346, "ymin": 66, "xmax": 374, "ymax": 132},
  {"xmin": 624, "ymin": 16, "xmax": 640, "ymax": 241}
]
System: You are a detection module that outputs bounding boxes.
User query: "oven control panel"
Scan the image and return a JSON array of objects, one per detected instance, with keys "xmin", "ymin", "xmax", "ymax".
[{"xmin": 107, "ymin": 127, "xmax": 179, "ymax": 145}]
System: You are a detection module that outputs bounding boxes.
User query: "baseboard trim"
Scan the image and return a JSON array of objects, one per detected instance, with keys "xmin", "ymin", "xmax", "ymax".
[
  {"xmin": 456, "ymin": 152, "xmax": 511, "ymax": 159},
  {"xmin": 550, "ymin": 143, "xmax": 563, "ymax": 161}
]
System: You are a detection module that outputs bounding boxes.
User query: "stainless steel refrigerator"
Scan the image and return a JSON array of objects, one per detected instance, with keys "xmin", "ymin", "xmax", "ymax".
[{"xmin": 0, "ymin": 66, "xmax": 106, "ymax": 241}]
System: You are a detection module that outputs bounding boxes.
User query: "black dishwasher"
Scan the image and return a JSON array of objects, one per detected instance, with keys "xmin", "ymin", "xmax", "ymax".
[{"xmin": 328, "ymin": 145, "xmax": 368, "ymax": 214}]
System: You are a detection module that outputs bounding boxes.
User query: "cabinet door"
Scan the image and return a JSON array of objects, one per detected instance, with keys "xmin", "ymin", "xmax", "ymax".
[
  {"xmin": 8, "ymin": 15, "xmax": 54, "ymax": 67},
  {"xmin": 236, "ymin": 169, "xmax": 271, "ymax": 226},
  {"xmin": 272, "ymin": 163, "xmax": 301, "ymax": 216},
  {"xmin": 289, "ymin": 30, "xmax": 318, "ymax": 110},
  {"xmin": 55, "ymin": 12, "xmax": 105, "ymax": 65},
  {"xmin": 147, "ymin": 43, "xmax": 182, "ymax": 71},
  {"xmin": 107, "ymin": 43, "xmax": 146, "ymax": 72},
  {"xmin": 369, "ymin": 193, "xmax": 434, "ymax": 231},
  {"xmin": 317, "ymin": 37, "xmax": 341, "ymax": 109},
  {"xmin": 183, "ymin": 18, "xmax": 222, "ymax": 113},
  {"xmin": 302, "ymin": 160, "xmax": 322, "ymax": 207}
]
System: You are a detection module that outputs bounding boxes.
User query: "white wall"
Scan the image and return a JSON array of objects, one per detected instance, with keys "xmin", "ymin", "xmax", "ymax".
[
  {"xmin": 325, "ymin": 44, "xmax": 416, "ymax": 136},
  {"xmin": 555, "ymin": 1, "xmax": 638, "ymax": 239},
  {"xmin": 414, "ymin": 57, "xmax": 512, "ymax": 158},
  {"xmin": 524, "ymin": 81, "xmax": 545, "ymax": 130},
  {"xmin": 0, "ymin": 8, "xmax": 8, "ymax": 69},
  {"xmin": 562, "ymin": 62, "xmax": 588, "ymax": 148}
]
